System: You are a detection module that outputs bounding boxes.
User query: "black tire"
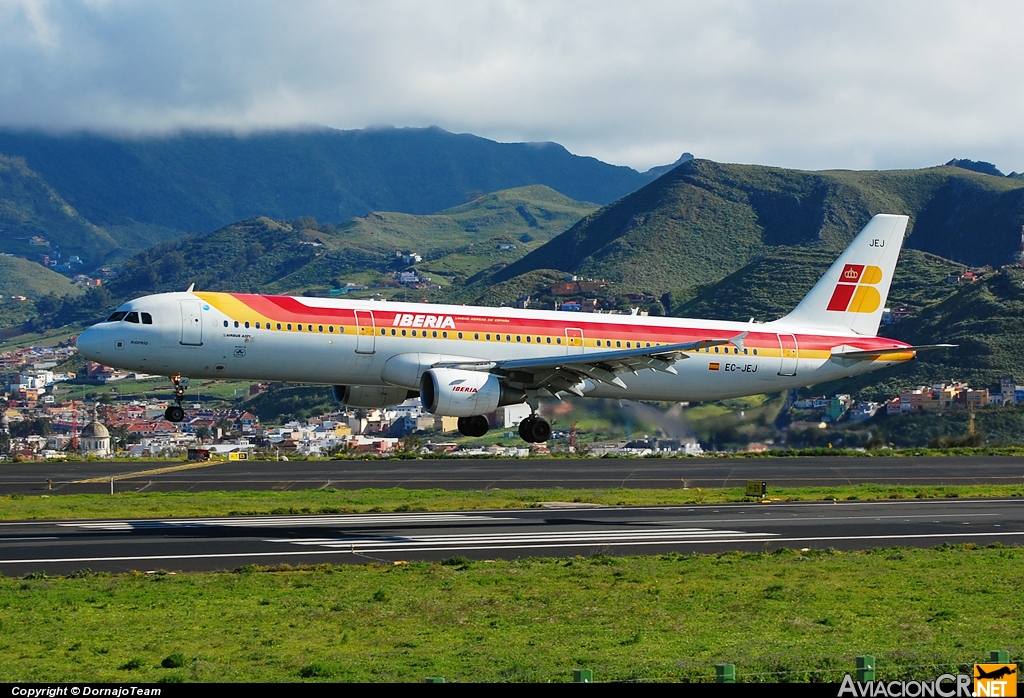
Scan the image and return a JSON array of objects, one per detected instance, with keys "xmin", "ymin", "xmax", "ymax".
[
  {"xmin": 518, "ymin": 416, "xmax": 536, "ymax": 442},
  {"xmin": 530, "ymin": 418, "xmax": 552, "ymax": 443},
  {"xmin": 458, "ymin": 416, "xmax": 489, "ymax": 438},
  {"xmin": 466, "ymin": 415, "xmax": 489, "ymax": 438},
  {"xmin": 165, "ymin": 405, "xmax": 185, "ymax": 423}
]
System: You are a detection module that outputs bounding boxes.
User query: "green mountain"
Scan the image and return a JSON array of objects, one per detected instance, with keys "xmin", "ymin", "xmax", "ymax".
[
  {"xmin": 108, "ymin": 186, "xmax": 597, "ymax": 298},
  {"xmin": 0, "ymin": 255, "xmax": 82, "ymax": 298},
  {"xmin": 0, "ymin": 255, "xmax": 83, "ymax": 333},
  {"xmin": 473, "ymin": 159, "xmax": 1024, "ymax": 307},
  {"xmin": 676, "ymin": 248, "xmax": 965, "ymax": 324},
  {"xmin": 0, "ymin": 126, "xmax": 659, "ymax": 239},
  {"xmin": 0, "ymin": 155, "xmax": 120, "ymax": 266}
]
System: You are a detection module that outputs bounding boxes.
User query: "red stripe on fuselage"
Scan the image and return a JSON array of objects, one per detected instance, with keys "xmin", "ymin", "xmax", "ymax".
[{"xmin": 223, "ymin": 293, "xmax": 909, "ymax": 353}]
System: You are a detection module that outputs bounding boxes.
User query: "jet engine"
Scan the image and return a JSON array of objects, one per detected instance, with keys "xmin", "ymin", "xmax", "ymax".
[
  {"xmin": 420, "ymin": 368, "xmax": 526, "ymax": 417},
  {"xmin": 332, "ymin": 385, "xmax": 418, "ymax": 408}
]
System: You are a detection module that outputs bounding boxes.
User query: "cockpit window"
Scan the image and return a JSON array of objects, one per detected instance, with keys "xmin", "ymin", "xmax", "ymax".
[
  {"xmin": 141, "ymin": 312, "xmax": 153, "ymax": 325},
  {"xmin": 106, "ymin": 312, "xmax": 128, "ymax": 322},
  {"xmin": 125, "ymin": 311, "xmax": 140, "ymax": 323}
]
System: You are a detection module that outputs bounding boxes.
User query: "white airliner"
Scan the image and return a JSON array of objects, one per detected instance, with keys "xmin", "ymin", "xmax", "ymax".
[{"xmin": 77, "ymin": 214, "xmax": 950, "ymax": 443}]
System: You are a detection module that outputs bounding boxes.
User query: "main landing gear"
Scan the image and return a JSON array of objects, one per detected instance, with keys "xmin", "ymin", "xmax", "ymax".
[
  {"xmin": 457, "ymin": 415, "xmax": 489, "ymax": 438},
  {"xmin": 518, "ymin": 415, "xmax": 551, "ymax": 443},
  {"xmin": 164, "ymin": 375, "xmax": 189, "ymax": 423}
]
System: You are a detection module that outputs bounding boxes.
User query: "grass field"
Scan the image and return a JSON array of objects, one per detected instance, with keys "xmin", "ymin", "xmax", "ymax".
[
  {"xmin": 0, "ymin": 545, "xmax": 1020, "ymax": 682},
  {"xmin": 3, "ymin": 484, "xmax": 1024, "ymax": 521}
]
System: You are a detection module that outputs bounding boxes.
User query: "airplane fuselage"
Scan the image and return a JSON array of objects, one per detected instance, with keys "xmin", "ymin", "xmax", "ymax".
[{"xmin": 77, "ymin": 291, "xmax": 913, "ymax": 403}]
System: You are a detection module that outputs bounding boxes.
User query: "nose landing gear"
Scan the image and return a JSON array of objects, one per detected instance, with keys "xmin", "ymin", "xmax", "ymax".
[{"xmin": 163, "ymin": 375, "xmax": 190, "ymax": 423}]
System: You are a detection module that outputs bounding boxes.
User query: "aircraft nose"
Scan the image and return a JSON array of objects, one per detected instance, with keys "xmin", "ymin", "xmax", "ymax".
[{"xmin": 77, "ymin": 326, "xmax": 103, "ymax": 361}]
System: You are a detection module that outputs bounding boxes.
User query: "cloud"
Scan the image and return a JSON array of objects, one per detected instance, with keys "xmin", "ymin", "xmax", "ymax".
[{"xmin": 0, "ymin": 0, "xmax": 1022, "ymax": 172}]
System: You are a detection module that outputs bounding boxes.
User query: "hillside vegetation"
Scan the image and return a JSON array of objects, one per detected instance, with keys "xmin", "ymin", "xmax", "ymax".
[
  {"xmin": 0, "ymin": 155, "xmax": 120, "ymax": 265},
  {"xmin": 0, "ymin": 126, "xmax": 656, "ymax": 241},
  {"xmin": 817, "ymin": 266, "xmax": 1024, "ymax": 400},
  {"xmin": 107, "ymin": 186, "xmax": 596, "ymax": 299},
  {"xmin": 472, "ymin": 159, "xmax": 1024, "ymax": 307}
]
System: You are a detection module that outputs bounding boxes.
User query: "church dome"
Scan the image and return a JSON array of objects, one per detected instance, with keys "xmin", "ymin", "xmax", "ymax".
[{"xmin": 81, "ymin": 421, "xmax": 110, "ymax": 439}]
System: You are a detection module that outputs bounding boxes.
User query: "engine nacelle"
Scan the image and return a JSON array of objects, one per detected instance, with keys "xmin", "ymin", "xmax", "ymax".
[
  {"xmin": 332, "ymin": 385, "xmax": 417, "ymax": 408},
  {"xmin": 420, "ymin": 368, "xmax": 526, "ymax": 417}
]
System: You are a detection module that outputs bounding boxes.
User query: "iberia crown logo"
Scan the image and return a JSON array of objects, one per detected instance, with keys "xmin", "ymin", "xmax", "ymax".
[{"xmin": 827, "ymin": 264, "xmax": 883, "ymax": 313}]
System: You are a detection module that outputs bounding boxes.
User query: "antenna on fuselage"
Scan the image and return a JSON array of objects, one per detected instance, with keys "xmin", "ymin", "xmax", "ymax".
[{"xmin": 186, "ymin": 283, "xmax": 195, "ymax": 293}]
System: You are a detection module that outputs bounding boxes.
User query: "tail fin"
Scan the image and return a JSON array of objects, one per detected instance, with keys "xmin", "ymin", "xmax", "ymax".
[{"xmin": 777, "ymin": 214, "xmax": 909, "ymax": 336}]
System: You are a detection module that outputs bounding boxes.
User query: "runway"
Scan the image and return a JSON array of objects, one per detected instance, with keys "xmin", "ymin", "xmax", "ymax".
[
  {"xmin": 1, "ymin": 497, "xmax": 1021, "ymax": 575},
  {"xmin": 1, "ymin": 455, "xmax": 1024, "ymax": 494}
]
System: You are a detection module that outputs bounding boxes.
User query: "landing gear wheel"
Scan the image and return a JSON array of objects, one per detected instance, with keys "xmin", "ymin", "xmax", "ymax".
[
  {"xmin": 457, "ymin": 415, "xmax": 489, "ymax": 438},
  {"xmin": 165, "ymin": 405, "xmax": 185, "ymax": 423},
  {"xmin": 518, "ymin": 416, "xmax": 552, "ymax": 443},
  {"xmin": 166, "ymin": 374, "xmax": 190, "ymax": 424}
]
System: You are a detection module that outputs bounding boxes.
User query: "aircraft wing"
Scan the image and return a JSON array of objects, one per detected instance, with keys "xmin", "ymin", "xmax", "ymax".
[
  {"xmin": 435, "ymin": 332, "xmax": 749, "ymax": 396},
  {"xmin": 830, "ymin": 344, "xmax": 956, "ymax": 360}
]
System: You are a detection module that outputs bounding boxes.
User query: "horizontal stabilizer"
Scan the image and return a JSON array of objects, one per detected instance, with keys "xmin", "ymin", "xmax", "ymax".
[{"xmin": 831, "ymin": 344, "xmax": 956, "ymax": 360}]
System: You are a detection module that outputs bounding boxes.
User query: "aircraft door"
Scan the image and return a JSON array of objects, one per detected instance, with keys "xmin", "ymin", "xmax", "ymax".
[
  {"xmin": 565, "ymin": 327, "xmax": 584, "ymax": 355},
  {"xmin": 180, "ymin": 301, "xmax": 203, "ymax": 346},
  {"xmin": 777, "ymin": 333, "xmax": 798, "ymax": 376},
  {"xmin": 354, "ymin": 310, "xmax": 376, "ymax": 354}
]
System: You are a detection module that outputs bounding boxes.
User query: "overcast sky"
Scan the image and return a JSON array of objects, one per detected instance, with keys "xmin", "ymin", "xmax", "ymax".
[{"xmin": 2, "ymin": 1, "xmax": 1022, "ymax": 173}]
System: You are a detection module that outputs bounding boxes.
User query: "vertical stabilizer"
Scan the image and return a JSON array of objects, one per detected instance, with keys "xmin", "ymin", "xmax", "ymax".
[{"xmin": 777, "ymin": 214, "xmax": 908, "ymax": 336}]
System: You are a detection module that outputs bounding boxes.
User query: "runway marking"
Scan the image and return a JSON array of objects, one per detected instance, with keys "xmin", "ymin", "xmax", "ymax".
[
  {"xmin": 265, "ymin": 527, "xmax": 775, "ymax": 549},
  {"xmin": 5, "ymin": 530, "xmax": 1024, "ymax": 566},
  {"xmin": 56, "ymin": 512, "xmax": 513, "ymax": 531},
  {"xmin": 73, "ymin": 460, "xmax": 229, "ymax": 483}
]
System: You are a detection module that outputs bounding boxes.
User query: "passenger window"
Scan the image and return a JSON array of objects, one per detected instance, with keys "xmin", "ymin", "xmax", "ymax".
[
  {"xmin": 287, "ymin": 324, "xmax": 292, "ymax": 330},
  {"xmin": 443, "ymin": 331, "xmax": 448, "ymax": 338},
  {"xmin": 297, "ymin": 324, "xmax": 302, "ymax": 331},
  {"xmin": 486, "ymin": 334, "xmax": 491, "ymax": 340},
  {"xmin": 319, "ymin": 325, "xmax": 324, "ymax": 332},
  {"xmin": 402, "ymin": 330, "xmax": 407, "ymax": 336},
  {"xmin": 276, "ymin": 323, "xmax": 281, "ymax": 330},
  {"xmin": 432, "ymin": 331, "xmax": 437, "ymax": 338},
  {"xmin": 516, "ymin": 336, "xmax": 521, "ymax": 342},
  {"xmin": 546, "ymin": 337, "xmax": 551, "ymax": 344},
  {"xmin": 616, "ymin": 341, "xmax": 621, "ymax": 348},
  {"xmin": 125, "ymin": 312, "xmax": 139, "ymax": 323},
  {"xmin": 506, "ymin": 335, "xmax": 511, "ymax": 341},
  {"xmin": 557, "ymin": 338, "xmax": 562, "ymax": 344},
  {"xmin": 244, "ymin": 322, "xmax": 250, "ymax": 329},
  {"xmin": 106, "ymin": 312, "xmax": 127, "ymax": 322},
  {"xmin": 141, "ymin": 312, "xmax": 153, "ymax": 325}
]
